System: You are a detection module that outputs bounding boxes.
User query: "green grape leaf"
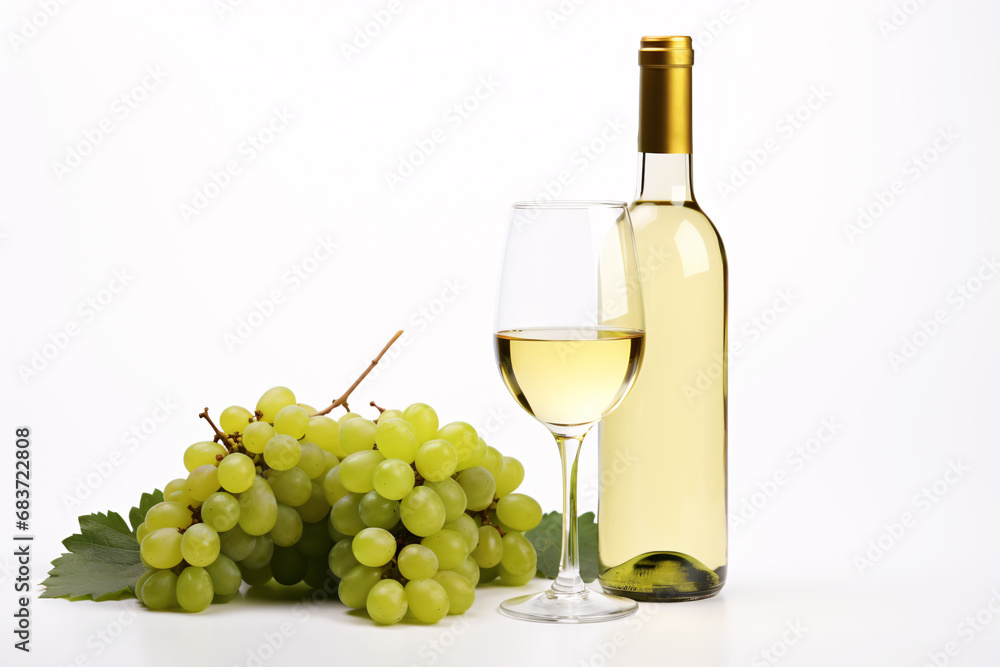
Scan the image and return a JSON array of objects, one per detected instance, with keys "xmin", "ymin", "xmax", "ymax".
[
  {"xmin": 525, "ymin": 511, "xmax": 599, "ymax": 582},
  {"xmin": 41, "ymin": 489, "xmax": 163, "ymax": 601}
]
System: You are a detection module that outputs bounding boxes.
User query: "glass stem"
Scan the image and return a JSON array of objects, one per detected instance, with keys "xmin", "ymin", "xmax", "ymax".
[{"xmin": 552, "ymin": 434, "xmax": 586, "ymax": 595}]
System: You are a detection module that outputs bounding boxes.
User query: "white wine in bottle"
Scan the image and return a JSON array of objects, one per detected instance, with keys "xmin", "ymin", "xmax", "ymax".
[{"xmin": 598, "ymin": 36, "xmax": 728, "ymax": 601}]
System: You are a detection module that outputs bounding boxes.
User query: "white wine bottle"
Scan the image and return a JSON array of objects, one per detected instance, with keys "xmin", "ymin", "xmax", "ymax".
[{"xmin": 598, "ymin": 36, "xmax": 728, "ymax": 601}]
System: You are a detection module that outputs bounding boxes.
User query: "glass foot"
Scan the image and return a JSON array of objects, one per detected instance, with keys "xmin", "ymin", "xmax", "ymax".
[{"xmin": 498, "ymin": 585, "xmax": 638, "ymax": 624}]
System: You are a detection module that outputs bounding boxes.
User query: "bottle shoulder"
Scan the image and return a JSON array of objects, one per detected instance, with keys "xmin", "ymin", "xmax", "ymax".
[
  {"xmin": 626, "ymin": 200, "xmax": 728, "ymax": 294},
  {"xmin": 629, "ymin": 200, "xmax": 726, "ymax": 253}
]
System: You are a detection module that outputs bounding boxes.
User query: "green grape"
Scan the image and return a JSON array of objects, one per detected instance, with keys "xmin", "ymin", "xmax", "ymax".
[
  {"xmin": 330, "ymin": 492, "xmax": 366, "ymax": 536},
  {"xmin": 471, "ymin": 526, "xmax": 503, "ymax": 568},
  {"xmin": 140, "ymin": 570, "xmax": 178, "ymax": 610},
  {"xmin": 305, "ymin": 416, "xmax": 343, "ymax": 457},
  {"xmin": 338, "ymin": 449, "xmax": 384, "ymax": 493},
  {"xmin": 480, "ymin": 446, "xmax": 504, "ymax": 479},
  {"xmin": 366, "ymin": 579, "xmax": 407, "ymax": 625},
  {"xmin": 239, "ymin": 562, "xmax": 273, "ymax": 586},
  {"xmin": 500, "ymin": 532, "xmax": 537, "ymax": 576},
  {"xmin": 444, "ymin": 514, "xmax": 480, "ymax": 552},
  {"xmin": 238, "ymin": 476, "xmax": 278, "ymax": 535},
  {"xmin": 270, "ymin": 503, "xmax": 304, "ymax": 547},
  {"xmin": 432, "ymin": 571, "xmax": 475, "ymax": 615},
  {"xmin": 217, "ymin": 453, "xmax": 256, "ymax": 493},
  {"xmin": 420, "ymin": 530, "xmax": 469, "ymax": 570},
  {"xmin": 263, "ymin": 434, "xmax": 301, "ymax": 471},
  {"xmin": 414, "ymin": 440, "xmax": 458, "ymax": 482},
  {"xmin": 338, "ymin": 564, "xmax": 386, "ymax": 609},
  {"xmin": 183, "ymin": 441, "xmax": 226, "ymax": 472},
  {"xmin": 470, "ymin": 438, "xmax": 488, "ymax": 469},
  {"xmin": 452, "ymin": 556, "xmax": 481, "ymax": 586},
  {"xmin": 352, "ymin": 527, "xmax": 397, "ymax": 567},
  {"xmin": 397, "ymin": 544, "xmax": 438, "ymax": 580},
  {"xmin": 328, "ymin": 522, "xmax": 348, "ymax": 543},
  {"xmin": 322, "ymin": 451, "xmax": 340, "ymax": 473},
  {"xmin": 296, "ymin": 442, "xmax": 326, "ymax": 479},
  {"xmin": 359, "ymin": 491, "xmax": 400, "ymax": 530},
  {"xmin": 399, "ymin": 487, "xmax": 446, "ymax": 537},
  {"xmin": 271, "ymin": 546, "xmax": 307, "ymax": 585},
  {"xmin": 374, "ymin": 418, "xmax": 418, "ymax": 462},
  {"xmin": 296, "ymin": 480, "xmax": 331, "ymax": 523},
  {"xmin": 423, "ymin": 479, "xmax": 467, "ymax": 523},
  {"xmin": 372, "ymin": 459, "xmax": 415, "ymax": 500},
  {"xmin": 494, "ymin": 456, "xmax": 525, "ymax": 497},
  {"xmin": 186, "ymin": 464, "xmax": 221, "ymax": 502},
  {"xmin": 401, "ymin": 403, "xmax": 439, "ymax": 444},
  {"xmin": 242, "ymin": 535, "xmax": 274, "ymax": 569},
  {"xmin": 478, "ymin": 564, "xmax": 500, "ymax": 584},
  {"xmin": 274, "ymin": 405, "xmax": 310, "ymax": 439},
  {"xmin": 268, "ymin": 468, "xmax": 312, "ymax": 507},
  {"xmin": 141, "ymin": 528, "xmax": 183, "ymax": 569},
  {"xmin": 181, "ymin": 523, "xmax": 220, "ymax": 567},
  {"xmin": 163, "ymin": 478, "xmax": 186, "ymax": 498},
  {"xmin": 340, "ymin": 418, "xmax": 377, "ymax": 455},
  {"xmin": 404, "ymin": 579, "xmax": 449, "ymax": 623},
  {"xmin": 486, "ymin": 506, "xmax": 506, "ymax": 530},
  {"xmin": 219, "ymin": 525, "xmax": 255, "ymax": 561},
  {"xmin": 201, "ymin": 492, "xmax": 240, "ymax": 532},
  {"xmin": 145, "ymin": 502, "xmax": 194, "ymax": 531},
  {"xmin": 213, "ymin": 592, "xmax": 238, "ymax": 604},
  {"xmin": 436, "ymin": 422, "xmax": 484, "ymax": 471},
  {"xmin": 135, "ymin": 522, "xmax": 151, "ymax": 544},
  {"xmin": 499, "ymin": 564, "xmax": 536, "ymax": 586},
  {"xmin": 328, "ymin": 539, "xmax": 360, "ymax": 578},
  {"xmin": 205, "ymin": 554, "xmax": 242, "ymax": 596},
  {"xmin": 295, "ymin": 519, "xmax": 333, "ymax": 559},
  {"xmin": 322, "ymin": 465, "xmax": 351, "ymax": 506},
  {"xmin": 338, "ymin": 411, "xmax": 363, "ymax": 425},
  {"xmin": 176, "ymin": 566, "xmax": 214, "ymax": 612},
  {"xmin": 377, "ymin": 409, "xmax": 403, "ymax": 424},
  {"xmin": 242, "ymin": 421, "xmax": 276, "ymax": 454},
  {"xmin": 256, "ymin": 386, "xmax": 296, "ymax": 423},
  {"xmin": 220, "ymin": 406, "xmax": 253, "ymax": 434},
  {"xmin": 297, "ymin": 403, "xmax": 317, "ymax": 415},
  {"xmin": 134, "ymin": 569, "xmax": 156, "ymax": 604},
  {"xmin": 302, "ymin": 559, "xmax": 333, "ymax": 589},
  {"xmin": 496, "ymin": 493, "xmax": 543, "ymax": 532},
  {"xmin": 164, "ymin": 489, "xmax": 193, "ymax": 506},
  {"xmin": 456, "ymin": 467, "xmax": 495, "ymax": 511}
]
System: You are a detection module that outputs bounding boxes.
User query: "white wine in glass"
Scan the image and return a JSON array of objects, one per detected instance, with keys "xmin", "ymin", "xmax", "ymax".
[
  {"xmin": 493, "ymin": 201, "xmax": 645, "ymax": 623},
  {"xmin": 495, "ymin": 328, "xmax": 643, "ymax": 428}
]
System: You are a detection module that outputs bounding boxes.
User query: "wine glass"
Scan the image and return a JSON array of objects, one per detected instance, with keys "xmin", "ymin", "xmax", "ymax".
[{"xmin": 493, "ymin": 201, "xmax": 645, "ymax": 623}]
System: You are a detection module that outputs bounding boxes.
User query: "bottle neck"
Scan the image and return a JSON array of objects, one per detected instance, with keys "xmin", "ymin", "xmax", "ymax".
[
  {"xmin": 638, "ymin": 64, "xmax": 691, "ymax": 154},
  {"xmin": 635, "ymin": 52, "xmax": 694, "ymax": 204},
  {"xmin": 635, "ymin": 152, "xmax": 694, "ymax": 204}
]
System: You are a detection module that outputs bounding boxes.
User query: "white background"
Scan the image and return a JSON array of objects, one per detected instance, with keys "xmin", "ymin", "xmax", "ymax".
[{"xmin": 3, "ymin": 1, "xmax": 999, "ymax": 665}]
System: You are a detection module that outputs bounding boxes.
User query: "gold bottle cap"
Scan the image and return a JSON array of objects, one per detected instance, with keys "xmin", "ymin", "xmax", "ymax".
[{"xmin": 639, "ymin": 35, "xmax": 693, "ymax": 68}]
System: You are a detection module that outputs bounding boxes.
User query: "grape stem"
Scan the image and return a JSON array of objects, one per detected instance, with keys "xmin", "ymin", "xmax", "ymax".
[
  {"xmin": 370, "ymin": 401, "xmax": 387, "ymax": 414},
  {"xmin": 199, "ymin": 408, "xmax": 238, "ymax": 452},
  {"xmin": 312, "ymin": 330, "xmax": 404, "ymax": 417},
  {"xmin": 474, "ymin": 506, "xmax": 505, "ymax": 536}
]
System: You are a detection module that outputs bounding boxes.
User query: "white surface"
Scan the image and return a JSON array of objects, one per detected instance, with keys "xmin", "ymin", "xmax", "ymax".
[
  {"xmin": 25, "ymin": 581, "xmax": 1000, "ymax": 666},
  {"xmin": 2, "ymin": 1, "xmax": 999, "ymax": 665}
]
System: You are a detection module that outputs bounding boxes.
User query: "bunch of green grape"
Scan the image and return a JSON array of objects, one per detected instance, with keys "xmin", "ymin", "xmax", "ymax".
[
  {"xmin": 328, "ymin": 402, "xmax": 541, "ymax": 624},
  {"xmin": 131, "ymin": 386, "xmax": 542, "ymax": 623}
]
